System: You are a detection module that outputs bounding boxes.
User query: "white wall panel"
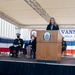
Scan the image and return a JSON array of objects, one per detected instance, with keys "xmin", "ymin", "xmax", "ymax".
[
  {"xmin": 0, "ymin": 18, "xmax": 1, "ymax": 37},
  {"xmin": 0, "ymin": 18, "xmax": 17, "ymax": 39},
  {"xmin": 21, "ymin": 28, "xmax": 29, "ymax": 40}
]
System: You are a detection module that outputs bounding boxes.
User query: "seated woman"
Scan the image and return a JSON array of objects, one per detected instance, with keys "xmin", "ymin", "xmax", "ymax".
[
  {"xmin": 26, "ymin": 45, "xmax": 32, "ymax": 58},
  {"xmin": 26, "ymin": 35, "xmax": 36, "ymax": 58}
]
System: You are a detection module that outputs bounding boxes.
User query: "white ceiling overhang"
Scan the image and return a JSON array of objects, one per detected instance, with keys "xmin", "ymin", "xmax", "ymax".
[{"xmin": 0, "ymin": 0, "xmax": 75, "ymax": 29}]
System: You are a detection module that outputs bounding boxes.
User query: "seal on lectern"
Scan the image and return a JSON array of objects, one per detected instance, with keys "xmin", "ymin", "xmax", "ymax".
[{"xmin": 43, "ymin": 32, "xmax": 51, "ymax": 41}]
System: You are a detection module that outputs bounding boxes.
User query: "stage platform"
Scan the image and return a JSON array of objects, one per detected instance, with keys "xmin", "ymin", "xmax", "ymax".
[
  {"xmin": 0, "ymin": 56, "xmax": 75, "ymax": 75},
  {"xmin": 0, "ymin": 55, "xmax": 75, "ymax": 64}
]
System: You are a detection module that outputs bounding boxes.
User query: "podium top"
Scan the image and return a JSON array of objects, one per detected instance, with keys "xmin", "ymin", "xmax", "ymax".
[{"xmin": 37, "ymin": 30, "xmax": 62, "ymax": 43}]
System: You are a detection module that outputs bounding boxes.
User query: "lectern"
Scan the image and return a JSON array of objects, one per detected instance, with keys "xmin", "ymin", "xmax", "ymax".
[{"xmin": 36, "ymin": 30, "xmax": 62, "ymax": 61}]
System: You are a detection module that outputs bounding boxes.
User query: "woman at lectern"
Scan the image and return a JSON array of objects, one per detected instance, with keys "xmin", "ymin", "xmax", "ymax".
[{"xmin": 46, "ymin": 17, "xmax": 59, "ymax": 30}]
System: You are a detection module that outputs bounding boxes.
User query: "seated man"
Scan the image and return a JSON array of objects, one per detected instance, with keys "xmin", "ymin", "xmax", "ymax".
[
  {"xmin": 9, "ymin": 33, "xmax": 23, "ymax": 57},
  {"xmin": 62, "ymin": 37, "xmax": 67, "ymax": 56}
]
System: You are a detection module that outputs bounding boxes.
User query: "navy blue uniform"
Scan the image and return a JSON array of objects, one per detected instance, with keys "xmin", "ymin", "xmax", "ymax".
[{"xmin": 9, "ymin": 38, "xmax": 23, "ymax": 57}]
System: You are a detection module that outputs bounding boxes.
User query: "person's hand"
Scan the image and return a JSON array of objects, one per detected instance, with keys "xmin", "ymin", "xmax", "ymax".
[
  {"xmin": 19, "ymin": 44, "xmax": 21, "ymax": 46},
  {"xmin": 14, "ymin": 45, "xmax": 18, "ymax": 47},
  {"xmin": 29, "ymin": 45, "xmax": 32, "ymax": 46}
]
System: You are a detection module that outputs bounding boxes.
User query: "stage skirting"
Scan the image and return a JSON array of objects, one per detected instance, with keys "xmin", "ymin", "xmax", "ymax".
[{"xmin": 0, "ymin": 61, "xmax": 75, "ymax": 75}]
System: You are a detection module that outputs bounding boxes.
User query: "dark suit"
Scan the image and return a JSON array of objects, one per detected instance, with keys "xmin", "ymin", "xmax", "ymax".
[
  {"xmin": 28, "ymin": 38, "xmax": 36, "ymax": 58},
  {"xmin": 29, "ymin": 38, "xmax": 36, "ymax": 50},
  {"xmin": 46, "ymin": 24, "xmax": 59, "ymax": 30},
  {"xmin": 62, "ymin": 40, "xmax": 67, "ymax": 52},
  {"xmin": 9, "ymin": 38, "xmax": 23, "ymax": 57}
]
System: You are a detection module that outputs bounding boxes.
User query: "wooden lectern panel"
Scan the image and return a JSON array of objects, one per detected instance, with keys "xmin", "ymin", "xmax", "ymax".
[
  {"xmin": 36, "ymin": 43, "xmax": 62, "ymax": 61},
  {"xmin": 37, "ymin": 30, "xmax": 62, "ymax": 43},
  {"xmin": 36, "ymin": 30, "xmax": 62, "ymax": 61}
]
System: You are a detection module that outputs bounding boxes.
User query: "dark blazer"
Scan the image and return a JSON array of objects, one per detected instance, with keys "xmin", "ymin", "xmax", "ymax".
[
  {"xmin": 54, "ymin": 25, "xmax": 59, "ymax": 30},
  {"xmin": 46, "ymin": 24, "xmax": 59, "ymax": 30},
  {"xmin": 13, "ymin": 38, "xmax": 23, "ymax": 48},
  {"xmin": 28, "ymin": 38, "xmax": 36, "ymax": 50}
]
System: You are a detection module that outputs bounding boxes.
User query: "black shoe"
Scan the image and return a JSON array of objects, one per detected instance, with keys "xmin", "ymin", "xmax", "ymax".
[
  {"xmin": 9, "ymin": 53, "xmax": 14, "ymax": 57},
  {"xmin": 15, "ymin": 55, "xmax": 18, "ymax": 58}
]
